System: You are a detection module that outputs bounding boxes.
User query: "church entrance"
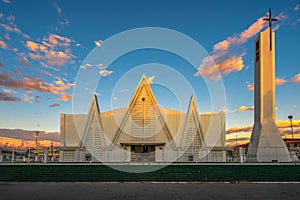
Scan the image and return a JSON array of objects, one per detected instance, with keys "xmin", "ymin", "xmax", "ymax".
[{"xmin": 131, "ymin": 145, "xmax": 155, "ymax": 162}]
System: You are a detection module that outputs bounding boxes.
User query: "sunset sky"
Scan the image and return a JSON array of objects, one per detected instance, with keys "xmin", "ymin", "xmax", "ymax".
[{"xmin": 0, "ymin": 0, "xmax": 299, "ymax": 147}]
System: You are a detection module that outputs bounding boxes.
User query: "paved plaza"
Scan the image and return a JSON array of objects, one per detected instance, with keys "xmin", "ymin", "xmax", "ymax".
[{"xmin": 0, "ymin": 182, "xmax": 300, "ymax": 200}]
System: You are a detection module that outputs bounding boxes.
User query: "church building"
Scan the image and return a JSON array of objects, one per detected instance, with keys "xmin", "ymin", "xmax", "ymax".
[{"xmin": 59, "ymin": 75, "xmax": 226, "ymax": 162}]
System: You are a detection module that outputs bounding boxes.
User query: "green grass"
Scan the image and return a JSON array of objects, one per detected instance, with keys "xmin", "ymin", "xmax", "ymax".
[{"xmin": 0, "ymin": 164, "xmax": 300, "ymax": 182}]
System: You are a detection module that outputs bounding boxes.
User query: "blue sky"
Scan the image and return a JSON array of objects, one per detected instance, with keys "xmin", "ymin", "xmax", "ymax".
[{"xmin": 0, "ymin": 0, "xmax": 299, "ymax": 145}]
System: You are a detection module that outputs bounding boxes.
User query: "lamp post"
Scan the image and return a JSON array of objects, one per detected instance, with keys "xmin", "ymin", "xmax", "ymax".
[{"xmin": 288, "ymin": 115, "xmax": 294, "ymax": 139}]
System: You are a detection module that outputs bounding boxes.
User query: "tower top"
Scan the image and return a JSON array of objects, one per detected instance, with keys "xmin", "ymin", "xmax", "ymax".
[{"xmin": 263, "ymin": 8, "xmax": 278, "ymax": 50}]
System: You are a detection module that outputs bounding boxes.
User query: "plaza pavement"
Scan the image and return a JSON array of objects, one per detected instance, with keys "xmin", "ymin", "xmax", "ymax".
[{"xmin": 0, "ymin": 182, "xmax": 300, "ymax": 200}]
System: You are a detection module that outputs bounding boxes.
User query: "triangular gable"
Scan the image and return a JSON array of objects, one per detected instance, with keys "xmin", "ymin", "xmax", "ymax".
[
  {"xmin": 180, "ymin": 95, "xmax": 205, "ymax": 148},
  {"xmin": 81, "ymin": 95, "xmax": 106, "ymax": 150},
  {"xmin": 110, "ymin": 75, "xmax": 175, "ymax": 149}
]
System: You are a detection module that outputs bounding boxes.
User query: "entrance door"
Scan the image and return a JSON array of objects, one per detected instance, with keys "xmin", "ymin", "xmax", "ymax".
[{"xmin": 131, "ymin": 145, "xmax": 155, "ymax": 162}]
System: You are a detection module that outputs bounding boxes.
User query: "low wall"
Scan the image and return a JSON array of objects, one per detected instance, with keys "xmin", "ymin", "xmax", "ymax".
[{"xmin": 0, "ymin": 163, "xmax": 299, "ymax": 182}]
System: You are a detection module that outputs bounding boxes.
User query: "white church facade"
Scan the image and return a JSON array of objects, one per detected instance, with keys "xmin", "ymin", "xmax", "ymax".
[{"xmin": 59, "ymin": 75, "xmax": 227, "ymax": 162}]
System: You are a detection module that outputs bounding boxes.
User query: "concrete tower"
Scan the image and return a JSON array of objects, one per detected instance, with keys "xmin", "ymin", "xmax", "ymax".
[{"xmin": 247, "ymin": 24, "xmax": 291, "ymax": 162}]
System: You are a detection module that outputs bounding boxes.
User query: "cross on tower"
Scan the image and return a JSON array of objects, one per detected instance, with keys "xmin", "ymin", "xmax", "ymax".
[{"xmin": 263, "ymin": 8, "xmax": 278, "ymax": 50}]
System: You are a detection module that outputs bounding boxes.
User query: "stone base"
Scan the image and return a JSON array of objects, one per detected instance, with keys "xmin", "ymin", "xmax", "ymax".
[{"xmin": 247, "ymin": 119, "xmax": 291, "ymax": 162}]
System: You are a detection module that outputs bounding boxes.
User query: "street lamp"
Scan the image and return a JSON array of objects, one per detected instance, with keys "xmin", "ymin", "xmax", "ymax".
[{"xmin": 288, "ymin": 115, "xmax": 294, "ymax": 139}]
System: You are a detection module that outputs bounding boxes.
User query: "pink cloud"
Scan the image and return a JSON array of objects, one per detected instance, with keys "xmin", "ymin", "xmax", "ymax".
[
  {"xmin": 99, "ymin": 69, "xmax": 114, "ymax": 77},
  {"xmin": 213, "ymin": 40, "xmax": 231, "ymax": 52},
  {"xmin": 80, "ymin": 63, "xmax": 92, "ymax": 69},
  {"xmin": 196, "ymin": 54, "xmax": 244, "ymax": 79},
  {"xmin": 25, "ymin": 33, "xmax": 75, "ymax": 67},
  {"xmin": 196, "ymin": 12, "xmax": 287, "ymax": 80},
  {"xmin": 295, "ymin": 4, "xmax": 300, "ymax": 11},
  {"xmin": 247, "ymin": 83, "xmax": 254, "ymax": 91},
  {"xmin": 2, "ymin": 0, "xmax": 11, "ymax": 4},
  {"xmin": 292, "ymin": 73, "xmax": 300, "ymax": 83},
  {"xmin": 196, "ymin": 17, "xmax": 267, "ymax": 80},
  {"xmin": 275, "ymin": 77, "xmax": 287, "ymax": 85},
  {"xmin": 0, "ymin": 72, "xmax": 73, "ymax": 96},
  {"xmin": 0, "ymin": 40, "xmax": 7, "ymax": 48}
]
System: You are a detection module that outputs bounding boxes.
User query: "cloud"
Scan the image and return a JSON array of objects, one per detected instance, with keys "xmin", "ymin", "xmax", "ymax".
[
  {"xmin": 25, "ymin": 34, "xmax": 75, "ymax": 67},
  {"xmin": 52, "ymin": 2, "xmax": 69, "ymax": 29},
  {"xmin": 203, "ymin": 107, "xmax": 229, "ymax": 115},
  {"xmin": 233, "ymin": 17, "xmax": 267, "ymax": 44},
  {"xmin": 280, "ymin": 128, "xmax": 300, "ymax": 137},
  {"xmin": 0, "ymin": 17, "xmax": 30, "ymax": 39},
  {"xmin": 57, "ymin": 94, "xmax": 72, "ymax": 101},
  {"xmin": 196, "ymin": 54, "xmax": 245, "ymax": 79},
  {"xmin": 53, "ymin": 2, "xmax": 62, "ymax": 15},
  {"xmin": 17, "ymin": 56, "xmax": 31, "ymax": 67},
  {"xmin": 246, "ymin": 78, "xmax": 286, "ymax": 91},
  {"xmin": 270, "ymin": 12, "xmax": 288, "ymax": 31},
  {"xmin": 147, "ymin": 75, "xmax": 155, "ymax": 84},
  {"xmin": 29, "ymin": 53, "xmax": 41, "ymax": 60},
  {"xmin": 196, "ymin": 12, "xmax": 287, "ymax": 80},
  {"xmin": 247, "ymin": 82, "xmax": 254, "ymax": 90},
  {"xmin": 6, "ymin": 15, "xmax": 15, "ymax": 21},
  {"xmin": 0, "ymin": 40, "xmax": 7, "ymax": 48},
  {"xmin": 94, "ymin": 40, "xmax": 103, "ymax": 47},
  {"xmin": 0, "ymin": 72, "xmax": 73, "ymax": 96},
  {"xmin": 294, "ymin": 4, "xmax": 300, "ymax": 11},
  {"xmin": 292, "ymin": 73, "xmax": 300, "ymax": 83},
  {"xmin": 212, "ymin": 17, "xmax": 267, "ymax": 54},
  {"xmin": 226, "ymin": 119, "xmax": 300, "ymax": 136},
  {"xmin": 48, "ymin": 103, "xmax": 60, "ymax": 108},
  {"xmin": 226, "ymin": 126, "xmax": 253, "ymax": 135},
  {"xmin": 0, "ymin": 89, "xmax": 39, "ymax": 103},
  {"xmin": 40, "ymin": 69, "xmax": 55, "ymax": 77},
  {"xmin": 275, "ymin": 77, "xmax": 287, "ymax": 86},
  {"xmin": 213, "ymin": 40, "xmax": 231, "ymax": 52},
  {"xmin": 99, "ymin": 69, "xmax": 114, "ymax": 77},
  {"xmin": 276, "ymin": 119, "xmax": 300, "ymax": 129},
  {"xmin": 0, "ymin": 128, "xmax": 60, "ymax": 147},
  {"xmin": 26, "ymin": 41, "xmax": 39, "ymax": 51},
  {"xmin": 2, "ymin": 0, "xmax": 11, "ymax": 3},
  {"xmin": 0, "ymin": 137, "xmax": 60, "ymax": 149},
  {"xmin": 232, "ymin": 106, "xmax": 254, "ymax": 113},
  {"xmin": 226, "ymin": 137, "xmax": 250, "ymax": 146},
  {"xmin": 97, "ymin": 63, "xmax": 106, "ymax": 69},
  {"xmin": 80, "ymin": 63, "xmax": 92, "ymax": 69},
  {"xmin": 196, "ymin": 16, "xmax": 268, "ymax": 79},
  {"xmin": 0, "ymin": 90, "xmax": 21, "ymax": 102},
  {"xmin": 45, "ymin": 50, "xmax": 71, "ymax": 66},
  {"xmin": 22, "ymin": 94, "xmax": 40, "ymax": 103},
  {"xmin": 47, "ymin": 34, "xmax": 71, "ymax": 48}
]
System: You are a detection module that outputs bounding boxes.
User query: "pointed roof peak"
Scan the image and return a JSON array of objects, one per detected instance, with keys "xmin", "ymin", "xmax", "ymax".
[
  {"xmin": 92, "ymin": 93, "xmax": 98, "ymax": 101},
  {"xmin": 139, "ymin": 74, "xmax": 150, "ymax": 85},
  {"xmin": 128, "ymin": 74, "xmax": 158, "ymax": 108},
  {"xmin": 141, "ymin": 74, "xmax": 147, "ymax": 80},
  {"xmin": 89, "ymin": 94, "xmax": 100, "ymax": 114},
  {"xmin": 190, "ymin": 94, "xmax": 195, "ymax": 100},
  {"xmin": 187, "ymin": 94, "xmax": 199, "ymax": 114}
]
